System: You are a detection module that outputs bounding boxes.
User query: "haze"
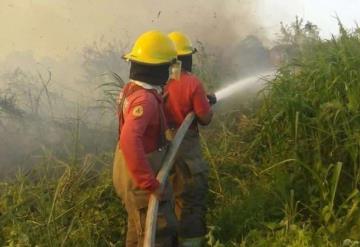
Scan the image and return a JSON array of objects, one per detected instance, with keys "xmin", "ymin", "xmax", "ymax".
[{"xmin": 1, "ymin": 0, "xmax": 359, "ymax": 60}]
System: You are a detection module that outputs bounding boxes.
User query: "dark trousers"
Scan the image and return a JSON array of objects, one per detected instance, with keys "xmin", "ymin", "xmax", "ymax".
[{"xmin": 170, "ymin": 130, "xmax": 209, "ymax": 239}]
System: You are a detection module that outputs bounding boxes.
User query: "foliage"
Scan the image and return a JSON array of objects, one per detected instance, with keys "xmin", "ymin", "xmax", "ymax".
[
  {"xmin": 200, "ymin": 21, "xmax": 360, "ymax": 246},
  {"xmin": 0, "ymin": 153, "xmax": 125, "ymax": 246},
  {"xmin": 252, "ymin": 20, "xmax": 360, "ymax": 242}
]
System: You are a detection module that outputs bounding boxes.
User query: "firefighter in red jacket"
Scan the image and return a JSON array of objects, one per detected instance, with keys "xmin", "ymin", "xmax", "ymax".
[
  {"xmin": 165, "ymin": 31, "xmax": 216, "ymax": 247},
  {"xmin": 112, "ymin": 30, "xmax": 178, "ymax": 247}
]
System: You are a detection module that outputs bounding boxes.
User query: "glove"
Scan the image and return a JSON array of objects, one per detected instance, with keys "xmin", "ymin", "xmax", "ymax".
[{"xmin": 207, "ymin": 93, "xmax": 217, "ymax": 105}]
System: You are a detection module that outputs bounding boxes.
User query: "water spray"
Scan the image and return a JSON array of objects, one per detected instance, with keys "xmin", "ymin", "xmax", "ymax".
[
  {"xmin": 144, "ymin": 70, "xmax": 274, "ymax": 247},
  {"xmin": 215, "ymin": 70, "xmax": 274, "ymax": 101}
]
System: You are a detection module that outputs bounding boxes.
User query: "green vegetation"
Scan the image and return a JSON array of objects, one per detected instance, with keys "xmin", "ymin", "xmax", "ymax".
[
  {"xmin": 0, "ymin": 153, "xmax": 125, "ymax": 246},
  {"xmin": 204, "ymin": 20, "xmax": 360, "ymax": 246},
  {"xmin": 1, "ymin": 20, "xmax": 360, "ymax": 246}
]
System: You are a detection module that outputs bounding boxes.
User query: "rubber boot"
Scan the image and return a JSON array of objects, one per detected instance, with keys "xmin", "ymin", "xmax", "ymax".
[{"xmin": 179, "ymin": 237, "xmax": 204, "ymax": 247}]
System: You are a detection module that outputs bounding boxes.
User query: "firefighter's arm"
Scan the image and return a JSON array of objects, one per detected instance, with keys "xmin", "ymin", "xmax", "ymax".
[
  {"xmin": 120, "ymin": 96, "xmax": 160, "ymax": 192},
  {"xmin": 192, "ymin": 79, "xmax": 213, "ymax": 126},
  {"xmin": 197, "ymin": 110, "xmax": 213, "ymax": 126}
]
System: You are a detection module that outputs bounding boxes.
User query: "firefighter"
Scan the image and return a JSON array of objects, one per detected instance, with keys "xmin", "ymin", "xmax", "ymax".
[
  {"xmin": 165, "ymin": 31, "xmax": 216, "ymax": 247},
  {"xmin": 112, "ymin": 30, "xmax": 178, "ymax": 247}
]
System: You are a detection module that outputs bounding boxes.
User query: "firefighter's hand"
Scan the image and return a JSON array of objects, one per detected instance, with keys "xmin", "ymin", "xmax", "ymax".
[
  {"xmin": 207, "ymin": 93, "xmax": 217, "ymax": 105},
  {"xmin": 152, "ymin": 186, "xmax": 165, "ymax": 201}
]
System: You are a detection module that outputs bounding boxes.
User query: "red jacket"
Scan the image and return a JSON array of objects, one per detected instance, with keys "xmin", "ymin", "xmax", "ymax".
[
  {"xmin": 118, "ymin": 82, "xmax": 165, "ymax": 192},
  {"xmin": 164, "ymin": 71, "xmax": 211, "ymax": 128}
]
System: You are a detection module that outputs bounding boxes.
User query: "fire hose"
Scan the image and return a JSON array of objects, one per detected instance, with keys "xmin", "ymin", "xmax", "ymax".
[{"xmin": 143, "ymin": 112, "xmax": 195, "ymax": 247}]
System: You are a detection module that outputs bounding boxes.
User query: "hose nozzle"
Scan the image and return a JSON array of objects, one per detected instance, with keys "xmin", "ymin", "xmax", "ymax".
[{"xmin": 207, "ymin": 93, "xmax": 217, "ymax": 105}]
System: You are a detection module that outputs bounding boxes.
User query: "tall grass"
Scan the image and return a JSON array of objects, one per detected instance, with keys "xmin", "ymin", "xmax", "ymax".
[
  {"xmin": 252, "ymin": 22, "xmax": 360, "ymax": 240},
  {"xmin": 0, "ymin": 153, "xmax": 125, "ymax": 246},
  {"xmin": 200, "ymin": 21, "xmax": 360, "ymax": 246}
]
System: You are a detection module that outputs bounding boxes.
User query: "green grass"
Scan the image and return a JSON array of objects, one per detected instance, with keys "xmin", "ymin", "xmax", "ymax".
[
  {"xmin": 0, "ymin": 153, "xmax": 126, "ymax": 246},
  {"xmin": 201, "ymin": 21, "xmax": 360, "ymax": 246}
]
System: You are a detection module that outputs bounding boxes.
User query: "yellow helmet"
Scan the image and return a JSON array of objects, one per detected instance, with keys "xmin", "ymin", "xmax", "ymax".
[
  {"xmin": 123, "ymin": 30, "xmax": 177, "ymax": 65},
  {"xmin": 168, "ymin": 31, "xmax": 196, "ymax": 56}
]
